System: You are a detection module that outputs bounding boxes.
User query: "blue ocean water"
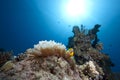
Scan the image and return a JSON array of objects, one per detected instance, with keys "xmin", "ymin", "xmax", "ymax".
[{"xmin": 0, "ymin": 0, "xmax": 120, "ymax": 72}]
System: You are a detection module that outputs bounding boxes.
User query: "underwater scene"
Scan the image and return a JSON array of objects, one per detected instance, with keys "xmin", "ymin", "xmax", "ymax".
[{"xmin": 0, "ymin": 0, "xmax": 120, "ymax": 80}]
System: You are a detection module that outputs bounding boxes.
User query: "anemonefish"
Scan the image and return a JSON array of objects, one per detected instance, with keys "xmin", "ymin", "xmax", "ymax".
[{"xmin": 66, "ymin": 48, "xmax": 74, "ymax": 57}]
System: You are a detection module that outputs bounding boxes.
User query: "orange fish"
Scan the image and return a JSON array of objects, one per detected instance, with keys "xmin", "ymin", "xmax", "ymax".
[{"xmin": 66, "ymin": 48, "xmax": 74, "ymax": 57}]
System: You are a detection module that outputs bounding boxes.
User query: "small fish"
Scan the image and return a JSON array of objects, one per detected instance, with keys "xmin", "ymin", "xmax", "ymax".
[
  {"xmin": 66, "ymin": 48, "xmax": 74, "ymax": 57},
  {"xmin": 68, "ymin": 25, "xmax": 71, "ymax": 27}
]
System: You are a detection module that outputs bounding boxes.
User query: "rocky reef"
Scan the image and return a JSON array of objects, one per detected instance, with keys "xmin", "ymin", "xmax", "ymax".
[{"xmin": 0, "ymin": 24, "xmax": 118, "ymax": 80}]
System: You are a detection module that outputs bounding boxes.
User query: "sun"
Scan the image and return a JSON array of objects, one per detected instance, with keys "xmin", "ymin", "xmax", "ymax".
[
  {"xmin": 64, "ymin": 0, "xmax": 92, "ymax": 18},
  {"xmin": 66, "ymin": 0, "xmax": 86, "ymax": 17}
]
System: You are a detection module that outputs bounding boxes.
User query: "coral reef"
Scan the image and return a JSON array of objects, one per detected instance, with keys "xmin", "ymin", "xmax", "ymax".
[
  {"xmin": 26, "ymin": 40, "xmax": 75, "ymax": 68},
  {"xmin": 0, "ymin": 25, "xmax": 116, "ymax": 80},
  {"xmin": 14, "ymin": 53, "xmax": 27, "ymax": 61},
  {"xmin": 0, "ymin": 50, "xmax": 13, "ymax": 67},
  {"xmin": 0, "ymin": 40, "xmax": 78, "ymax": 80},
  {"xmin": 0, "ymin": 61, "xmax": 15, "ymax": 72},
  {"xmin": 113, "ymin": 72, "xmax": 120, "ymax": 80},
  {"xmin": 67, "ymin": 24, "xmax": 114, "ymax": 79}
]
